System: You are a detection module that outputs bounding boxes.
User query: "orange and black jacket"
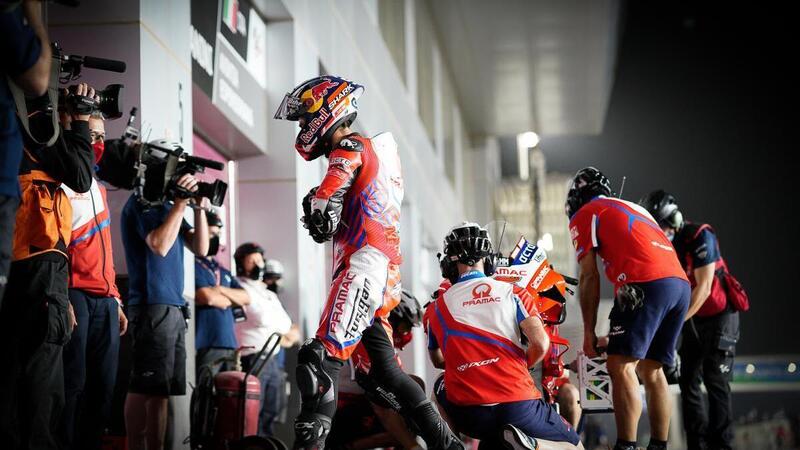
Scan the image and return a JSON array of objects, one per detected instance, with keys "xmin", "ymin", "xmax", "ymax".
[{"xmin": 13, "ymin": 119, "xmax": 93, "ymax": 261}]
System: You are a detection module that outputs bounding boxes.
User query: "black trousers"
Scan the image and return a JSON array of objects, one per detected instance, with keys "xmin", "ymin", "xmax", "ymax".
[
  {"xmin": 679, "ymin": 310, "xmax": 739, "ymax": 450},
  {"xmin": 0, "ymin": 194, "xmax": 19, "ymax": 307},
  {"xmin": 358, "ymin": 321, "xmax": 429, "ymax": 409},
  {"xmin": 309, "ymin": 322, "xmax": 428, "ymax": 421},
  {"xmin": 304, "ymin": 323, "xmax": 442, "ymax": 444},
  {"xmin": 60, "ymin": 290, "xmax": 120, "ymax": 450},
  {"xmin": 0, "ymin": 255, "xmax": 71, "ymax": 450}
]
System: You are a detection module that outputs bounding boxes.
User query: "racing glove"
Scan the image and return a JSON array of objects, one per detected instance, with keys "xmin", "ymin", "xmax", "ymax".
[{"xmin": 301, "ymin": 187, "xmax": 342, "ymax": 243}]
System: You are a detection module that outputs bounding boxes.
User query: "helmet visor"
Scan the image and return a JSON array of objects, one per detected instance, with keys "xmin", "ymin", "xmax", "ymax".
[{"xmin": 273, "ymin": 92, "xmax": 307, "ymax": 121}]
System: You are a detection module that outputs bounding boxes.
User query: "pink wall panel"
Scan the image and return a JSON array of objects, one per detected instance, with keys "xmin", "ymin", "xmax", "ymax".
[{"xmin": 192, "ymin": 135, "xmax": 234, "ymax": 270}]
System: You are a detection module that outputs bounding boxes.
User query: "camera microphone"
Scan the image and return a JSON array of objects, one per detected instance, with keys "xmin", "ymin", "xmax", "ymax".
[
  {"xmin": 79, "ymin": 55, "xmax": 126, "ymax": 73},
  {"xmin": 184, "ymin": 155, "xmax": 225, "ymax": 171}
]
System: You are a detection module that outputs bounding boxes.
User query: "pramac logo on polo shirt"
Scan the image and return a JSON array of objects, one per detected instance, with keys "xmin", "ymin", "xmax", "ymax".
[{"xmin": 462, "ymin": 282, "xmax": 501, "ymax": 307}]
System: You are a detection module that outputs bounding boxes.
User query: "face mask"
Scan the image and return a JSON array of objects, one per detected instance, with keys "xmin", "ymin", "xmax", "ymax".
[
  {"xmin": 393, "ymin": 330, "xmax": 413, "ymax": 350},
  {"xmin": 207, "ymin": 236, "xmax": 220, "ymax": 256},
  {"xmin": 267, "ymin": 283, "xmax": 283, "ymax": 294},
  {"xmin": 92, "ymin": 141, "xmax": 105, "ymax": 164},
  {"xmin": 247, "ymin": 264, "xmax": 265, "ymax": 281}
]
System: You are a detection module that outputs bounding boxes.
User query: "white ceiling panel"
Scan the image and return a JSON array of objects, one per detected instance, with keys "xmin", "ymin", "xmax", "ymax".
[{"xmin": 427, "ymin": 0, "xmax": 621, "ymax": 137}]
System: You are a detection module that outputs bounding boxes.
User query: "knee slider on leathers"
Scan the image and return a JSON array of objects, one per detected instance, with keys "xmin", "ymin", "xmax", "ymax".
[{"xmin": 296, "ymin": 339, "xmax": 341, "ymax": 410}]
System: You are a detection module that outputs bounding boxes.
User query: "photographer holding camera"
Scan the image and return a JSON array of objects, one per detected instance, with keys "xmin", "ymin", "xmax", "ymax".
[
  {"xmin": 60, "ymin": 110, "xmax": 129, "ymax": 450},
  {"xmin": 1, "ymin": 0, "xmax": 52, "ymax": 305},
  {"xmin": 0, "ymin": 80, "xmax": 95, "ymax": 449},
  {"xmin": 120, "ymin": 162, "xmax": 209, "ymax": 450}
]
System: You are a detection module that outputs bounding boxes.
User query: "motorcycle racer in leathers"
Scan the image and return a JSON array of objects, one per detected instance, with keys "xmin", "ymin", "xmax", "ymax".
[{"xmin": 274, "ymin": 76, "xmax": 462, "ymax": 450}]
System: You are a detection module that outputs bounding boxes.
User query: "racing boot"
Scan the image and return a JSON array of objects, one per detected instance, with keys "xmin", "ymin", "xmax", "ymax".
[
  {"xmin": 408, "ymin": 400, "xmax": 464, "ymax": 450},
  {"xmin": 501, "ymin": 424, "xmax": 538, "ymax": 450},
  {"xmin": 293, "ymin": 413, "xmax": 331, "ymax": 450}
]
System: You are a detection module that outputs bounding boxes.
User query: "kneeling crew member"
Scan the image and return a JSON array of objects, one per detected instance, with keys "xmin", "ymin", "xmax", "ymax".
[{"xmin": 427, "ymin": 223, "xmax": 583, "ymax": 450}]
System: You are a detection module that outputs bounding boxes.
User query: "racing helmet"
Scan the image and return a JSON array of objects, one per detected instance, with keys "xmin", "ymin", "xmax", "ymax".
[
  {"xmin": 438, "ymin": 222, "xmax": 495, "ymax": 283},
  {"xmin": 565, "ymin": 167, "xmax": 614, "ymax": 218},
  {"xmin": 390, "ymin": 290, "xmax": 423, "ymax": 349},
  {"xmin": 273, "ymin": 76, "xmax": 364, "ymax": 161},
  {"xmin": 640, "ymin": 189, "xmax": 684, "ymax": 230}
]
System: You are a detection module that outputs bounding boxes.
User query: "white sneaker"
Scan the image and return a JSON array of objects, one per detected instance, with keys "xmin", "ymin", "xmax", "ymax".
[{"xmin": 501, "ymin": 424, "xmax": 538, "ymax": 450}]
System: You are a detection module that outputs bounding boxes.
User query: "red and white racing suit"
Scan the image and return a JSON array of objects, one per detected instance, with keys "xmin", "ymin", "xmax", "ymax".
[{"xmin": 312, "ymin": 132, "xmax": 404, "ymax": 360}]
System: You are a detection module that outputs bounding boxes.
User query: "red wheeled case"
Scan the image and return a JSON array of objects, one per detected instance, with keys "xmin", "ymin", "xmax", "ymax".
[
  {"xmin": 213, "ymin": 371, "xmax": 261, "ymax": 443},
  {"xmin": 190, "ymin": 333, "xmax": 286, "ymax": 450}
]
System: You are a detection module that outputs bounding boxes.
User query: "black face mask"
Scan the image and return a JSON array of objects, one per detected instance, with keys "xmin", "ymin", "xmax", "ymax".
[
  {"xmin": 267, "ymin": 283, "xmax": 283, "ymax": 294},
  {"xmin": 248, "ymin": 265, "xmax": 265, "ymax": 281},
  {"xmin": 207, "ymin": 236, "xmax": 220, "ymax": 256}
]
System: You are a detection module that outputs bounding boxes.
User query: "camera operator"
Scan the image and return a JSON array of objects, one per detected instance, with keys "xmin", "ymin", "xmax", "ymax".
[
  {"xmin": 59, "ymin": 111, "xmax": 128, "ymax": 450},
  {"xmin": 0, "ymin": 81, "xmax": 95, "ymax": 449},
  {"xmin": 1, "ymin": 0, "xmax": 52, "ymax": 305},
  {"xmin": 120, "ymin": 169, "xmax": 209, "ymax": 450},
  {"xmin": 233, "ymin": 244, "xmax": 300, "ymax": 437},
  {"xmin": 194, "ymin": 210, "xmax": 249, "ymax": 377}
]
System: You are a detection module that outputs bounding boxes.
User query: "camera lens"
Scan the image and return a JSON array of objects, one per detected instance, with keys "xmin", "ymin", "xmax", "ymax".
[
  {"xmin": 196, "ymin": 180, "xmax": 228, "ymax": 207},
  {"xmin": 97, "ymin": 84, "xmax": 124, "ymax": 119}
]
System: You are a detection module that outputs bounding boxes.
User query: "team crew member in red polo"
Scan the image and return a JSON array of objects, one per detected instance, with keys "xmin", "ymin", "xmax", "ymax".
[
  {"xmin": 60, "ymin": 113, "xmax": 128, "ymax": 450},
  {"xmin": 427, "ymin": 223, "xmax": 582, "ymax": 449},
  {"xmin": 566, "ymin": 167, "xmax": 689, "ymax": 450}
]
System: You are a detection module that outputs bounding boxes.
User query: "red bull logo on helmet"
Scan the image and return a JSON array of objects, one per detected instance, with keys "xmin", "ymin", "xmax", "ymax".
[
  {"xmin": 298, "ymin": 108, "xmax": 331, "ymax": 144},
  {"xmin": 301, "ymin": 79, "xmax": 339, "ymax": 114}
]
